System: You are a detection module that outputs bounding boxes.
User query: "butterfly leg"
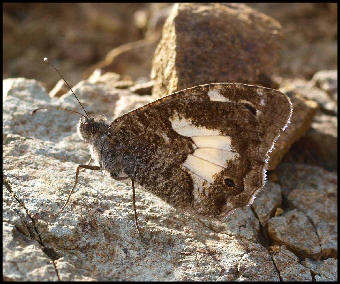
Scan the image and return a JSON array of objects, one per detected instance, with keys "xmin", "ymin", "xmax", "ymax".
[
  {"xmin": 131, "ymin": 177, "xmax": 143, "ymax": 241},
  {"xmin": 85, "ymin": 157, "xmax": 92, "ymax": 166},
  {"xmin": 55, "ymin": 164, "xmax": 101, "ymax": 217},
  {"xmin": 112, "ymin": 176, "xmax": 144, "ymax": 241}
]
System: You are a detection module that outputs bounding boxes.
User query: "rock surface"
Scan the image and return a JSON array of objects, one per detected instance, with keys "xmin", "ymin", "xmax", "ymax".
[
  {"xmin": 311, "ymin": 70, "xmax": 337, "ymax": 101},
  {"xmin": 270, "ymin": 245, "xmax": 313, "ymax": 281},
  {"xmin": 276, "ymin": 163, "xmax": 338, "ymax": 259},
  {"xmin": 86, "ymin": 36, "xmax": 160, "ymax": 82},
  {"xmin": 280, "ymin": 74, "xmax": 337, "ymax": 172},
  {"xmin": 151, "ymin": 3, "xmax": 281, "ymax": 98},
  {"xmin": 268, "ymin": 209, "xmax": 321, "ymax": 259},
  {"xmin": 251, "ymin": 182, "xmax": 282, "ymax": 227},
  {"xmin": 267, "ymin": 87, "xmax": 318, "ymax": 170},
  {"xmin": 3, "ymin": 77, "xmax": 337, "ymax": 281}
]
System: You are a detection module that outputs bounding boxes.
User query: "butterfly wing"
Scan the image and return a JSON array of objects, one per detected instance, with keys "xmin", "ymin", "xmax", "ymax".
[{"xmin": 109, "ymin": 83, "xmax": 292, "ymax": 217}]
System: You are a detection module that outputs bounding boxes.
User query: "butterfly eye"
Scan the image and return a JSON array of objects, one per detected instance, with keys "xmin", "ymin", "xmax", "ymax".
[
  {"xmin": 242, "ymin": 103, "xmax": 257, "ymax": 116},
  {"xmin": 224, "ymin": 178, "xmax": 235, "ymax": 187}
]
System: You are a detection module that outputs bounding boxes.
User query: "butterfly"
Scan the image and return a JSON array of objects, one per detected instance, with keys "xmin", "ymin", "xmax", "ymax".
[{"xmin": 34, "ymin": 79, "xmax": 292, "ymax": 239}]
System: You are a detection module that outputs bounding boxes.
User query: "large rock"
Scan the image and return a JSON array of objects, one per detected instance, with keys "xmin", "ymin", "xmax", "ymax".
[{"xmin": 151, "ymin": 3, "xmax": 281, "ymax": 98}]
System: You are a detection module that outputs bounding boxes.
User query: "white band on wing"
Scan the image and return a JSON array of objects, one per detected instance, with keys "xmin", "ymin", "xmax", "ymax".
[{"xmin": 170, "ymin": 114, "xmax": 239, "ymax": 185}]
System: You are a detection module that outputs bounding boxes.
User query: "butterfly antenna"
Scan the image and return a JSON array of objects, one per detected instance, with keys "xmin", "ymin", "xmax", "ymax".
[
  {"xmin": 32, "ymin": 106, "xmax": 87, "ymax": 118},
  {"xmin": 43, "ymin": 57, "xmax": 89, "ymax": 119}
]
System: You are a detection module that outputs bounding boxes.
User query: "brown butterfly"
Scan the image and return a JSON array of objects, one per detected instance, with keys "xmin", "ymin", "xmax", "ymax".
[{"xmin": 34, "ymin": 60, "xmax": 292, "ymax": 239}]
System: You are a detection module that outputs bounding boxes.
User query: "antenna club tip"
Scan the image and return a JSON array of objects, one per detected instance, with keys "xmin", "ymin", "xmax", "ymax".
[{"xmin": 43, "ymin": 57, "xmax": 48, "ymax": 62}]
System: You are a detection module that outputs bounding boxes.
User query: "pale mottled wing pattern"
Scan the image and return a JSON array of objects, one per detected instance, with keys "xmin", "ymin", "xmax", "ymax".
[{"xmin": 109, "ymin": 83, "xmax": 292, "ymax": 217}]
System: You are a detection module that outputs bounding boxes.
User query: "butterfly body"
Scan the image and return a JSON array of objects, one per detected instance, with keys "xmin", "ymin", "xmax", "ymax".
[{"xmin": 76, "ymin": 83, "xmax": 292, "ymax": 218}]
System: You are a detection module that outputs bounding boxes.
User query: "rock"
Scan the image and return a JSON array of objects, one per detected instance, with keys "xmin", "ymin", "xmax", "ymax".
[
  {"xmin": 276, "ymin": 163, "xmax": 337, "ymax": 258},
  {"xmin": 129, "ymin": 81, "xmax": 154, "ymax": 95},
  {"xmin": 170, "ymin": 236, "xmax": 280, "ymax": 281},
  {"xmin": 311, "ymin": 70, "xmax": 337, "ymax": 101},
  {"xmin": 251, "ymin": 182, "xmax": 282, "ymax": 227},
  {"xmin": 112, "ymin": 80, "xmax": 135, "ymax": 89},
  {"xmin": 49, "ymin": 79, "xmax": 69, "ymax": 98},
  {"xmin": 283, "ymin": 78, "xmax": 337, "ymax": 115},
  {"xmin": 267, "ymin": 87, "xmax": 318, "ymax": 170},
  {"xmin": 151, "ymin": 3, "xmax": 282, "ymax": 98},
  {"xmin": 232, "ymin": 241, "xmax": 279, "ymax": 281},
  {"xmin": 306, "ymin": 112, "xmax": 337, "ymax": 171},
  {"xmin": 302, "ymin": 258, "xmax": 338, "ymax": 281},
  {"xmin": 88, "ymin": 70, "xmax": 136, "ymax": 90},
  {"xmin": 88, "ymin": 69, "xmax": 121, "ymax": 84},
  {"xmin": 3, "ymin": 222, "xmax": 59, "ymax": 281},
  {"xmin": 278, "ymin": 164, "xmax": 338, "ymax": 258},
  {"xmin": 279, "ymin": 76, "xmax": 337, "ymax": 172},
  {"xmin": 270, "ymin": 245, "xmax": 313, "ymax": 281},
  {"xmin": 287, "ymin": 111, "xmax": 337, "ymax": 172},
  {"xmin": 222, "ymin": 207, "xmax": 261, "ymax": 242},
  {"xmin": 268, "ymin": 209, "xmax": 321, "ymax": 259},
  {"xmin": 86, "ymin": 35, "xmax": 160, "ymax": 82},
  {"xmin": 248, "ymin": 4, "xmax": 337, "ymax": 78}
]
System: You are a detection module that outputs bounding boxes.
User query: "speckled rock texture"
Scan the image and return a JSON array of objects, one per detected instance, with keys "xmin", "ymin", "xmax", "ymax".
[
  {"xmin": 279, "ymin": 75, "xmax": 338, "ymax": 172},
  {"xmin": 3, "ymin": 77, "xmax": 337, "ymax": 281},
  {"xmin": 151, "ymin": 3, "xmax": 282, "ymax": 98}
]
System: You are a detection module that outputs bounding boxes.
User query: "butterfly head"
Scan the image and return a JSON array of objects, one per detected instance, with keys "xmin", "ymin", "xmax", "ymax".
[{"xmin": 77, "ymin": 116, "xmax": 109, "ymax": 143}]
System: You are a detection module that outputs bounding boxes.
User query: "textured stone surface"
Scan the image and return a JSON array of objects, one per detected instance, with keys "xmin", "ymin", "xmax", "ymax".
[
  {"xmin": 251, "ymin": 182, "xmax": 282, "ymax": 227},
  {"xmin": 282, "ymin": 78, "xmax": 337, "ymax": 115},
  {"xmin": 302, "ymin": 258, "xmax": 338, "ymax": 281},
  {"xmin": 276, "ymin": 163, "xmax": 337, "ymax": 259},
  {"xmin": 3, "ymin": 78, "xmax": 336, "ymax": 281},
  {"xmin": 268, "ymin": 209, "xmax": 321, "ymax": 259},
  {"xmin": 3, "ymin": 221, "xmax": 60, "ymax": 281},
  {"xmin": 129, "ymin": 81, "xmax": 154, "ymax": 95},
  {"xmin": 49, "ymin": 79, "xmax": 69, "ymax": 98},
  {"xmin": 271, "ymin": 245, "xmax": 312, "ymax": 281},
  {"xmin": 311, "ymin": 70, "xmax": 337, "ymax": 101},
  {"xmin": 267, "ymin": 87, "xmax": 318, "ymax": 170},
  {"xmin": 283, "ymin": 109, "xmax": 337, "ymax": 172},
  {"xmin": 151, "ymin": 3, "xmax": 281, "ymax": 98},
  {"xmin": 86, "ymin": 36, "xmax": 160, "ymax": 81},
  {"xmin": 277, "ymin": 74, "xmax": 338, "ymax": 172}
]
